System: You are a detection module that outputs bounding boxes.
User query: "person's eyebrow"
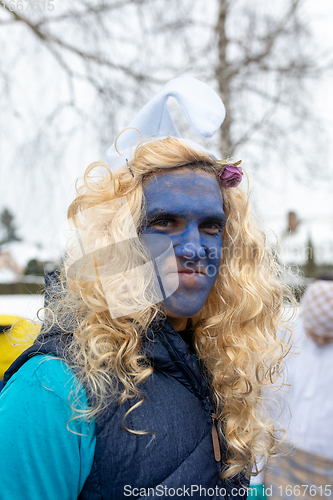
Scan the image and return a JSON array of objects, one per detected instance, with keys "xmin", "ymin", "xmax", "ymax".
[
  {"xmin": 202, "ymin": 213, "xmax": 227, "ymax": 225},
  {"xmin": 145, "ymin": 210, "xmax": 227, "ymax": 223},
  {"xmin": 146, "ymin": 208, "xmax": 226, "ymax": 216},
  {"xmin": 145, "ymin": 209, "xmax": 178, "ymax": 219}
]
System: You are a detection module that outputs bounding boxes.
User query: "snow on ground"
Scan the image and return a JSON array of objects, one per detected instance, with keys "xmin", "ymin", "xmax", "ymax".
[{"xmin": 0, "ymin": 294, "xmax": 44, "ymax": 322}]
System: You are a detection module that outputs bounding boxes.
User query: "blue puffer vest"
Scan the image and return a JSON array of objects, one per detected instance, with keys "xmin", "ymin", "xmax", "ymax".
[{"xmin": 4, "ymin": 287, "xmax": 249, "ymax": 500}]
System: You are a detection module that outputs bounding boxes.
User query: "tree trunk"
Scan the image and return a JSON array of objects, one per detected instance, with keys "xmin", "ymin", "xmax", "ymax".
[{"xmin": 216, "ymin": 0, "xmax": 233, "ymax": 158}]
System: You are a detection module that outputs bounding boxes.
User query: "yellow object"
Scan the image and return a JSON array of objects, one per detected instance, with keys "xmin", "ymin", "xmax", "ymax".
[{"xmin": 0, "ymin": 314, "xmax": 41, "ymax": 379}]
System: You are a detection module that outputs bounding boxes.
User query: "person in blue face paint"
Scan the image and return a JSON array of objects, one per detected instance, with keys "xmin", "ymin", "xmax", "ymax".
[
  {"xmin": 142, "ymin": 168, "xmax": 225, "ymax": 331},
  {"xmin": 0, "ymin": 85, "xmax": 291, "ymax": 499}
]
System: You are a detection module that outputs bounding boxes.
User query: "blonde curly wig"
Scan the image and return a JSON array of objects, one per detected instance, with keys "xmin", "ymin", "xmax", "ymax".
[{"xmin": 44, "ymin": 137, "xmax": 292, "ymax": 480}]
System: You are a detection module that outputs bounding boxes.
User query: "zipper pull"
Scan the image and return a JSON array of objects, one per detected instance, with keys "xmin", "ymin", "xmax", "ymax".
[{"xmin": 210, "ymin": 412, "xmax": 221, "ymax": 462}]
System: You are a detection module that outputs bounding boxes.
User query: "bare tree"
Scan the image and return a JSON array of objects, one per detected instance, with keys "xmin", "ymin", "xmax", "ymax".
[
  {"xmin": 0, "ymin": 208, "xmax": 21, "ymax": 243},
  {"xmin": 0, "ymin": 0, "xmax": 199, "ymax": 153},
  {"xmin": 214, "ymin": 0, "xmax": 331, "ymax": 170},
  {"xmin": 0, "ymin": 0, "xmax": 331, "ymax": 180}
]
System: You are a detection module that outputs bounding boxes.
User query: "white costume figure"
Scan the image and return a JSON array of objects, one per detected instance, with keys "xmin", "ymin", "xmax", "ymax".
[{"xmin": 263, "ymin": 279, "xmax": 333, "ymax": 500}]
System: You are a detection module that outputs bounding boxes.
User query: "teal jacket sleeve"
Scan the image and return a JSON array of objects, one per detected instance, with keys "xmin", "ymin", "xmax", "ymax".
[{"xmin": 0, "ymin": 355, "xmax": 96, "ymax": 500}]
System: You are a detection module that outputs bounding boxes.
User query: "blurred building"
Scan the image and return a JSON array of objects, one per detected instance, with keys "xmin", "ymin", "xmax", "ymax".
[
  {"xmin": 0, "ymin": 241, "xmax": 59, "ymax": 293},
  {"xmin": 0, "ymin": 252, "xmax": 23, "ymax": 284},
  {"xmin": 278, "ymin": 211, "xmax": 333, "ymax": 279}
]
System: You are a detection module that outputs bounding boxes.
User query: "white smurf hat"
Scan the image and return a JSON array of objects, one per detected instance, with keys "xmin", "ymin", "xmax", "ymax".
[{"xmin": 106, "ymin": 76, "xmax": 226, "ymax": 171}]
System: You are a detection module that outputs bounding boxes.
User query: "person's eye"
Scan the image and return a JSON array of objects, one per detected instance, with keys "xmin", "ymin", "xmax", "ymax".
[
  {"xmin": 201, "ymin": 222, "xmax": 223, "ymax": 234},
  {"xmin": 150, "ymin": 219, "xmax": 175, "ymax": 228}
]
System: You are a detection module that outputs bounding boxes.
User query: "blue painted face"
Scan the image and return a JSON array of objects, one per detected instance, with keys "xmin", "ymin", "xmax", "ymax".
[{"xmin": 142, "ymin": 169, "xmax": 225, "ymax": 326}]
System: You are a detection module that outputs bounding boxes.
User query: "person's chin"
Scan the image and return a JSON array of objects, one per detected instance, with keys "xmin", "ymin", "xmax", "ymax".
[{"xmin": 163, "ymin": 291, "xmax": 209, "ymax": 318}]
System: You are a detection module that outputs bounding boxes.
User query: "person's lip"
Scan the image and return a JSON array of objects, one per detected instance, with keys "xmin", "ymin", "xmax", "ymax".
[{"xmin": 177, "ymin": 269, "xmax": 206, "ymax": 275}]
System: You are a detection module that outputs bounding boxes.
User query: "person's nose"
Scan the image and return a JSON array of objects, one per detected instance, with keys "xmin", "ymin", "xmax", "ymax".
[{"xmin": 174, "ymin": 225, "xmax": 206, "ymax": 260}]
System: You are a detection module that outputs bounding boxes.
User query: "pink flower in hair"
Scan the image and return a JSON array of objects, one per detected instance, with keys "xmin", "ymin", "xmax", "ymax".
[{"xmin": 217, "ymin": 160, "xmax": 243, "ymax": 188}]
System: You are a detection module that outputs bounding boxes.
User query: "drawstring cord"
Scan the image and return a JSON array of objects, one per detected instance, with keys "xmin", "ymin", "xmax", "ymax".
[{"xmin": 210, "ymin": 412, "xmax": 221, "ymax": 462}]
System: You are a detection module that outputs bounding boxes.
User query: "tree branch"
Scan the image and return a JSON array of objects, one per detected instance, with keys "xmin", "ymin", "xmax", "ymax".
[
  {"xmin": 2, "ymin": 2, "xmax": 154, "ymax": 82},
  {"xmin": 227, "ymin": 0, "xmax": 305, "ymax": 79}
]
